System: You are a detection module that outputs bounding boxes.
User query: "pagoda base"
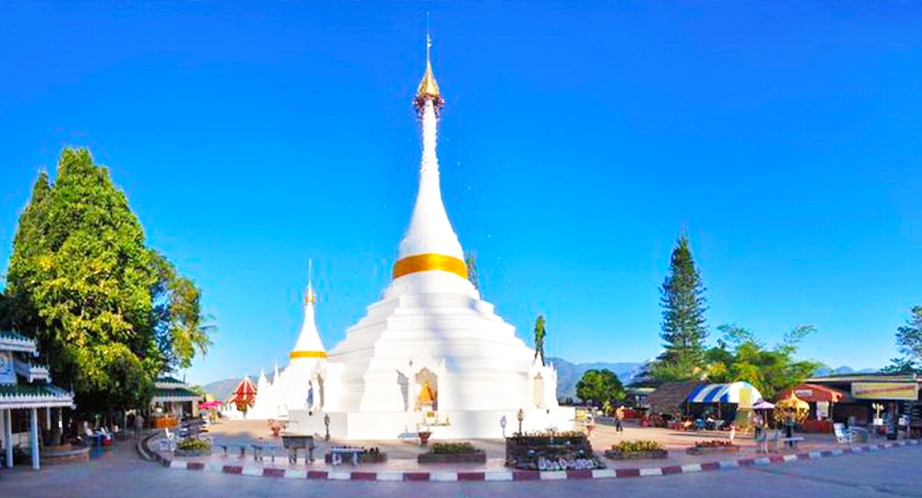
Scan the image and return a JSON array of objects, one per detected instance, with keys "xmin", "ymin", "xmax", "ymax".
[{"xmin": 287, "ymin": 407, "xmax": 576, "ymax": 440}]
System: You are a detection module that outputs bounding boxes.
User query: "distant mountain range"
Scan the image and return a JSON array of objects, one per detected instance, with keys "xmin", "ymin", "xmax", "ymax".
[
  {"xmin": 200, "ymin": 361, "xmax": 876, "ymax": 403},
  {"xmin": 812, "ymin": 365, "xmax": 879, "ymax": 377}
]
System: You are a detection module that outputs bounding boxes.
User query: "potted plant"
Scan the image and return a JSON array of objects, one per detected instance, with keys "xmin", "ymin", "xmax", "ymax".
[{"xmin": 418, "ymin": 430, "xmax": 432, "ymax": 446}]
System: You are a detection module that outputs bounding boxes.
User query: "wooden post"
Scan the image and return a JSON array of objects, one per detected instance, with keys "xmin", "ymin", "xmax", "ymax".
[
  {"xmin": 4, "ymin": 410, "xmax": 13, "ymax": 468},
  {"xmin": 30, "ymin": 408, "xmax": 40, "ymax": 470}
]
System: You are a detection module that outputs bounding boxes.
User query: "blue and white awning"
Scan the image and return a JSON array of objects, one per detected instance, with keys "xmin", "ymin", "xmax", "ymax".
[{"xmin": 687, "ymin": 382, "xmax": 763, "ymax": 404}]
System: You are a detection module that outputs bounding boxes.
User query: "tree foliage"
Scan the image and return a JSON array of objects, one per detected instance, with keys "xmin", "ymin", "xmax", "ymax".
[
  {"xmin": 895, "ymin": 306, "xmax": 922, "ymax": 362},
  {"xmin": 575, "ymin": 369, "xmax": 625, "ymax": 407},
  {"xmin": 649, "ymin": 233, "xmax": 709, "ymax": 381},
  {"xmin": 702, "ymin": 324, "xmax": 823, "ymax": 399},
  {"xmin": 2, "ymin": 148, "xmax": 213, "ymax": 414}
]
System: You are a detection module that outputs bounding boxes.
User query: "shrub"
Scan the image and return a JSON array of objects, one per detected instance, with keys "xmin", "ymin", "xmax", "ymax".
[
  {"xmin": 610, "ymin": 440, "xmax": 665, "ymax": 453},
  {"xmin": 176, "ymin": 438, "xmax": 211, "ymax": 452},
  {"xmin": 431, "ymin": 442, "xmax": 481, "ymax": 454}
]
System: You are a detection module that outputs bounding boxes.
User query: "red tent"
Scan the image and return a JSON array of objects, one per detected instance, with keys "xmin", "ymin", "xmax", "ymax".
[
  {"xmin": 777, "ymin": 384, "xmax": 848, "ymax": 403},
  {"xmin": 228, "ymin": 376, "xmax": 258, "ymax": 410}
]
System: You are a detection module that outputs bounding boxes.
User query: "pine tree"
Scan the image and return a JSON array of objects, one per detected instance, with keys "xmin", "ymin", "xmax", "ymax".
[{"xmin": 653, "ymin": 233, "xmax": 709, "ymax": 381}]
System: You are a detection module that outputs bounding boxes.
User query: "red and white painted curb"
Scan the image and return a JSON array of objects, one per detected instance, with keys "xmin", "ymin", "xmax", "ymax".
[{"xmin": 150, "ymin": 439, "xmax": 921, "ymax": 482}]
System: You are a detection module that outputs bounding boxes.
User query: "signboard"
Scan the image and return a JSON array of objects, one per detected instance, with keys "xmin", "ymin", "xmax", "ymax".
[
  {"xmin": 0, "ymin": 351, "xmax": 15, "ymax": 384},
  {"xmin": 852, "ymin": 382, "xmax": 919, "ymax": 401},
  {"xmin": 738, "ymin": 387, "xmax": 753, "ymax": 409}
]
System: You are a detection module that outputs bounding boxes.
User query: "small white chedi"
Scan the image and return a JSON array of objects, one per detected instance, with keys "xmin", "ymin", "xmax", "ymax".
[{"xmin": 252, "ymin": 38, "xmax": 574, "ymax": 439}]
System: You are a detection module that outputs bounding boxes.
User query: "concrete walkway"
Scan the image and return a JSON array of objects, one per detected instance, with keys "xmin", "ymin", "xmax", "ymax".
[{"xmin": 148, "ymin": 419, "xmax": 916, "ymax": 480}]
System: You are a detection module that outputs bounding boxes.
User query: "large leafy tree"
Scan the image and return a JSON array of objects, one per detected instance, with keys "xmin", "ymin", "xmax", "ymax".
[
  {"xmin": 650, "ymin": 233, "xmax": 709, "ymax": 381},
  {"xmin": 3, "ymin": 148, "xmax": 212, "ymax": 414},
  {"xmin": 575, "ymin": 369, "xmax": 625, "ymax": 407},
  {"xmin": 703, "ymin": 324, "xmax": 822, "ymax": 399}
]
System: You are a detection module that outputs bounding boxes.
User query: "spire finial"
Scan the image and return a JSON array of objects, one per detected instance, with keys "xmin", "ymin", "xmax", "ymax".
[
  {"xmin": 305, "ymin": 259, "xmax": 316, "ymax": 304},
  {"xmin": 415, "ymin": 16, "xmax": 442, "ymax": 110}
]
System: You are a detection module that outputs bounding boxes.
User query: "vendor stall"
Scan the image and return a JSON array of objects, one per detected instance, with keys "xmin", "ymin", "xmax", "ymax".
[{"xmin": 776, "ymin": 383, "xmax": 849, "ymax": 433}]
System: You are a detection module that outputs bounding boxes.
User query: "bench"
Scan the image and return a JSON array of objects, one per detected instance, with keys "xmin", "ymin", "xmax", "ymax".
[
  {"xmin": 779, "ymin": 437, "xmax": 805, "ymax": 451},
  {"xmin": 329, "ymin": 447, "xmax": 363, "ymax": 466},
  {"xmin": 281, "ymin": 434, "xmax": 316, "ymax": 464},
  {"xmin": 220, "ymin": 444, "xmax": 248, "ymax": 459}
]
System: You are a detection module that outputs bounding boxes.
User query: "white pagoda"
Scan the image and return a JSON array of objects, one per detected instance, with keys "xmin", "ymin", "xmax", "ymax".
[
  {"xmin": 282, "ymin": 38, "xmax": 574, "ymax": 439},
  {"xmin": 248, "ymin": 266, "xmax": 327, "ymax": 420}
]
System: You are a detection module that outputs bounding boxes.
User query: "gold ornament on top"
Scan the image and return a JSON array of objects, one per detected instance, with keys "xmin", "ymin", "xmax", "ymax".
[{"xmin": 415, "ymin": 33, "xmax": 444, "ymax": 110}]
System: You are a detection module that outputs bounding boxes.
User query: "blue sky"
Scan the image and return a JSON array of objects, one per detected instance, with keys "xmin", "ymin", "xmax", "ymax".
[{"xmin": 1, "ymin": 2, "xmax": 920, "ymax": 385}]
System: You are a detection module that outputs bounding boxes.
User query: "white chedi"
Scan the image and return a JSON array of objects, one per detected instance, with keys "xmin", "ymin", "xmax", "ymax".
[
  {"xmin": 285, "ymin": 40, "xmax": 574, "ymax": 439},
  {"xmin": 247, "ymin": 278, "xmax": 327, "ymax": 420}
]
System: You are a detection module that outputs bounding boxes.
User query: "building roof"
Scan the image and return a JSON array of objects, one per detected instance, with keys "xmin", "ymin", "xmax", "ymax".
[
  {"xmin": 807, "ymin": 373, "xmax": 920, "ymax": 384},
  {"xmin": 0, "ymin": 330, "xmax": 38, "ymax": 354},
  {"xmin": 777, "ymin": 383, "xmax": 850, "ymax": 403},
  {"xmin": 151, "ymin": 387, "xmax": 200, "ymax": 403},
  {"xmin": 647, "ymin": 380, "xmax": 705, "ymax": 414},
  {"xmin": 0, "ymin": 384, "xmax": 74, "ymax": 410}
]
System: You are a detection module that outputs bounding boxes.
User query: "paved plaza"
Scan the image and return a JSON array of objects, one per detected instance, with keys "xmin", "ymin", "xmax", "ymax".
[
  {"xmin": 4, "ymin": 420, "xmax": 922, "ymax": 498},
  {"xmin": 3, "ymin": 435, "xmax": 922, "ymax": 498},
  {"xmin": 146, "ymin": 419, "xmax": 887, "ymax": 474}
]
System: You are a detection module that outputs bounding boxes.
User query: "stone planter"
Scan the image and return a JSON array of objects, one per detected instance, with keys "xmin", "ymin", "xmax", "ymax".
[
  {"xmin": 324, "ymin": 452, "xmax": 388, "ymax": 464},
  {"xmin": 685, "ymin": 445, "xmax": 740, "ymax": 455},
  {"xmin": 42, "ymin": 444, "xmax": 91, "ymax": 465},
  {"xmin": 174, "ymin": 448, "xmax": 212, "ymax": 458},
  {"xmin": 604, "ymin": 449, "xmax": 668, "ymax": 460},
  {"xmin": 418, "ymin": 451, "xmax": 487, "ymax": 464}
]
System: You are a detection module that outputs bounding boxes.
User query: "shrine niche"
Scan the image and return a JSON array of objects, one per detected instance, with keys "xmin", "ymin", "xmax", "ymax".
[
  {"xmin": 533, "ymin": 373, "xmax": 545, "ymax": 409},
  {"xmin": 416, "ymin": 368, "xmax": 438, "ymax": 412}
]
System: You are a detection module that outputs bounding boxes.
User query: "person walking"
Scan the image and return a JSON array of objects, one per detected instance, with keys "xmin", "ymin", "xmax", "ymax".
[{"xmin": 614, "ymin": 405, "xmax": 625, "ymax": 433}]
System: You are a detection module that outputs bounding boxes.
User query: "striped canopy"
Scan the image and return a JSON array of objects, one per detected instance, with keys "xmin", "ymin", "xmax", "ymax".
[{"xmin": 687, "ymin": 382, "xmax": 764, "ymax": 404}]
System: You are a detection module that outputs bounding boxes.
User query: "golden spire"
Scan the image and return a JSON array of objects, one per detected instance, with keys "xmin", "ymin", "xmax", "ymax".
[{"xmin": 415, "ymin": 32, "xmax": 443, "ymax": 109}]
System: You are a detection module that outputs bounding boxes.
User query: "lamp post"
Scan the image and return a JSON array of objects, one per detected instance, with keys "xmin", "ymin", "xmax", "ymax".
[
  {"xmin": 517, "ymin": 408, "xmax": 525, "ymax": 435},
  {"xmin": 323, "ymin": 413, "xmax": 331, "ymax": 442}
]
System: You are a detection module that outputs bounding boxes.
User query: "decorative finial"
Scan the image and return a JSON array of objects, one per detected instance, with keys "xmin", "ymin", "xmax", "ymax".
[
  {"xmin": 305, "ymin": 259, "xmax": 316, "ymax": 304},
  {"xmin": 415, "ymin": 18, "xmax": 443, "ymax": 111}
]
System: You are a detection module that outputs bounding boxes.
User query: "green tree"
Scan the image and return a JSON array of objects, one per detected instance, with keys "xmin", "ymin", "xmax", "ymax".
[
  {"xmin": 893, "ymin": 306, "xmax": 922, "ymax": 365},
  {"xmin": 575, "ymin": 369, "xmax": 625, "ymax": 407},
  {"xmin": 650, "ymin": 233, "xmax": 709, "ymax": 381},
  {"xmin": 702, "ymin": 324, "xmax": 823, "ymax": 399},
  {"xmin": 3, "ymin": 148, "xmax": 213, "ymax": 414},
  {"xmin": 533, "ymin": 315, "xmax": 547, "ymax": 366}
]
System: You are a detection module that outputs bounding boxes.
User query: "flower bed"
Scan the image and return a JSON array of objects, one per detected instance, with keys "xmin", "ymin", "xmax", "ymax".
[
  {"xmin": 174, "ymin": 438, "xmax": 212, "ymax": 457},
  {"xmin": 604, "ymin": 440, "xmax": 668, "ymax": 460},
  {"xmin": 418, "ymin": 442, "xmax": 486, "ymax": 464},
  {"xmin": 505, "ymin": 431, "xmax": 605, "ymax": 470},
  {"xmin": 686, "ymin": 440, "xmax": 740, "ymax": 455}
]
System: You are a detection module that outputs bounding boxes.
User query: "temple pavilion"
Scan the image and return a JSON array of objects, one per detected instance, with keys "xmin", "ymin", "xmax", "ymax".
[{"xmin": 0, "ymin": 330, "xmax": 74, "ymax": 470}]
